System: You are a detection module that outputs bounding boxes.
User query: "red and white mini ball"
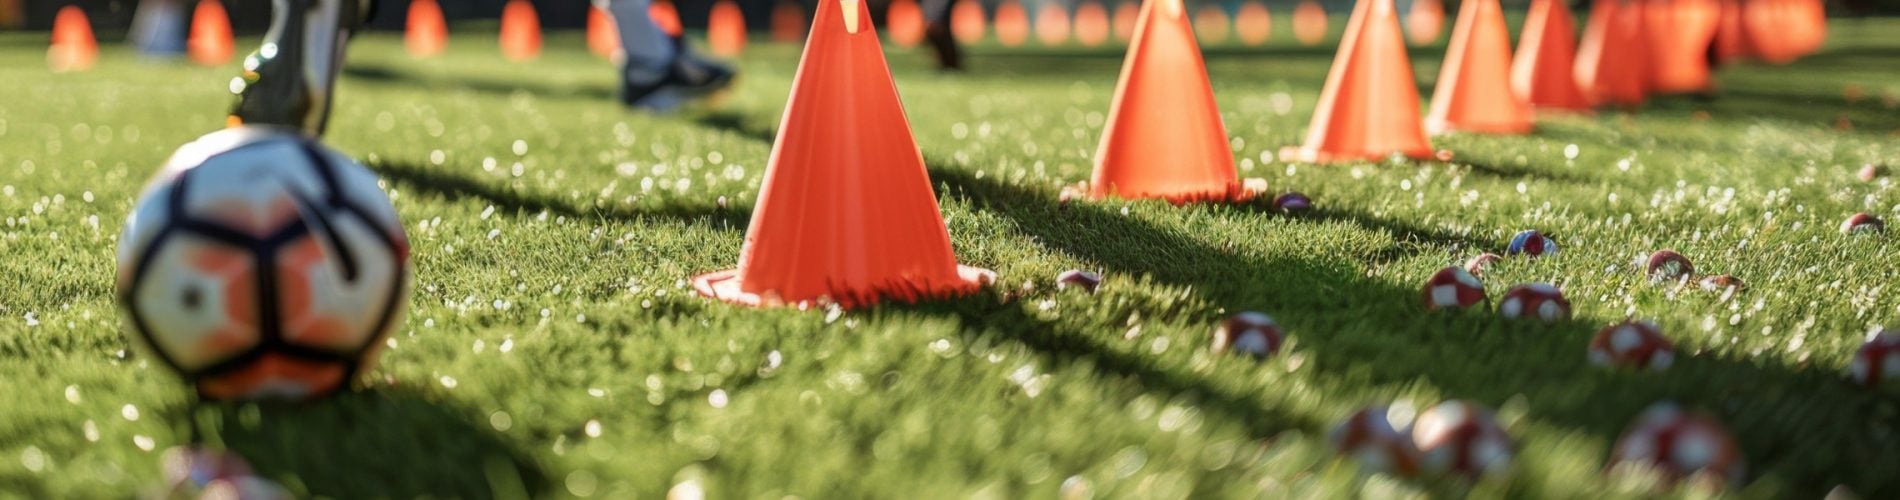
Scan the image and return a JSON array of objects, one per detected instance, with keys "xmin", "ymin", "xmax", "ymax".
[
  {"xmin": 1589, "ymin": 320, "xmax": 1676, "ymax": 371},
  {"xmin": 1464, "ymin": 253, "xmax": 1503, "ymax": 276},
  {"xmin": 1848, "ymin": 330, "xmax": 1900, "ymax": 388},
  {"xmin": 1506, "ymin": 230, "xmax": 1558, "ymax": 257},
  {"xmin": 1422, "ymin": 266, "xmax": 1487, "ymax": 310},
  {"xmin": 1859, "ymin": 163, "xmax": 1887, "ymax": 182},
  {"xmin": 1212, "ymin": 312, "xmax": 1285, "ymax": 358},
  {"xmin": 1841, "ymin": 213, "xmax": 1884, "ymax": 234},
  {"xmin": 1698, "ymin": 275, "xmax": 1745, "ymax": 293},
  {"xmin": 1644, "ymin": 250, "xmax": 1695, "ymax": 282},
  {"xmin": 1054, "ymin": 269, "xmax": 1103, "ymax": 293},
  {"xmin": 1410, "ymin": 400, "xmax": 1514, "ymax": 478},
  {"xmin": 1498, "ymin": 283, "xmax": 1572, "ymax": 322},
  {"xmin": 1330, "ymin": 406, "xmax": 1421, "ymax": 476},
  {"xmin": 1608, "ymin": 403, "xmax": 1746, "ymax": 487}
]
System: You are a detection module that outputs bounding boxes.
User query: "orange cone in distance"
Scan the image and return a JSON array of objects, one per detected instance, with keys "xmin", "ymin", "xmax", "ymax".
[
  {"xmin": 772, "ymin": 0, "xmax": 807, "ymax": 43},
  {"xmin": 1235, "ymin": 1, "xmax": 1271, "ymax": 46},
  {"xmin": 499, "ymin": 0, "xmax": 541, "ymax": 62},
  {"xmin": 1711, "ymin": 0, "xmax": 1749, "ymax": 65},
  {"xmin": 47, "ymin": 5, "xmax": 96, "ymax": 73},
  {"xmin": 1090, "ymin": 0, "xmax": 1246, "ymax": 203},
  {"xmin": 1575, "ymin": 0, "xmax": 1648, "ymax": 107},
  {"xmin": 1036, "ymin": 2, "xmax": 1071, "ymax": 46},
  {"xmin": 1112, "ymin": 1, "xmax": 1139, "ymax": 42},
  {"xmin": 694, "ymin": 0, "xmax": 994, "ymax": 309},
  {"xmin": 1074, "ymin": 1, "xmax": 1111, "ymax": 47},
  {"xmin": 709, "ymin": 0, "xmax": 747, "ymax": 56},
  {"xmin": 887, "ymin": 0, "xmax": 925, "ymax": 47},
  {"xmin": 650, "ymin": 0, "xmax": 683, "ymax": 37},
  {"xmin": 1742, "ymin": 0, "xmax": 1825, "ymax": 64},
  {"xmin": 951, "ymin": 0, "xmax": 986, "ymax": 43},
  {"xmin": 1511, "ymin": 0, "xmax": 1592, "ymax": 113},
  {"xmin": 1406, "ymin": 0, "xmax": 1444, "ymax": 45},
  {"xmin": 1644, "ymin": 0, "xmax": 1720, "ymax": 94},
  {"xmin": 406, "ymin": 0, "xmax": 448, "ymax": 58},
  {"xmin": 188, "ymin": 0, "xmax": 235, "ymax": 66},
  {"xmin": 995, "ymin": 0, "xmax": 1030, "ymax": 47},
  {"xmin": 587, "ymin": 4, "xmax": 622, "ymax": 60},
  {"xmin": 1294, "ymin": 0, "xmax": 1329, "ymax": 46},
  {"xmin": 1193, "ymin": 5, "xmax": 1230, "ymax": 45},
  {"xmin": 1292, "ymin": 0, "xmax": 1433, "ymax": 162},
  {"xmin": 1427, "ymin": 0, "xmax": 1532, "ymax": 134}
]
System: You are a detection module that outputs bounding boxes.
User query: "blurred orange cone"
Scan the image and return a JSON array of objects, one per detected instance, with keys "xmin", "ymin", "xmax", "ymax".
[
  {"xmin": 709, "ymin": 0, "xmax": 747, "ymax": 55},
  {"xmin": 1294, "ymin": 0, "xmax": 1328, "ymax": 46},
  {"xmin": 188, "ymin": 0, "xmax": 234, "ymax": 66},
  {"xmin": 406, "ymin": 0, "xmax": 448, "ymax": 58},
  {"xmin": 888, "ymin": 0, "xmax": 925, "ymax": 47},
  {"xmin": 1112, "ymin": 1, "xmax": 1139, "ymax": 42},
  {"xmin": 1645, "ymin": 0, "xmax": 1720, "ymax": 93},
  {"xmin": 1406, "ymin": 0, "xmax": 1444, "ymax": 45},
  {"xmin": 499, "ymin": 0, "xmax": 541, "ymax": 62},
  {"xmin": 1036, "ymin": 2, "xmax": 1070, "ymax": 45},
  {"xmin": 1235, "ymin": 1, "xmax": 1271, "ymax": 46},
  {"xmin": 1427, "ymin": 0, "xmax": 1532, "ymax": 134},
  {"xmin": 1575, "ymin": 0, "xmax": 1648, "ymax": 107},
  {"xmin": 1292, "ymin": 0, "xmax": 1433, "ymax": 162},
  {"xmin": 1074, "ymin": 1, "xmax": 1110, "ymax": 47},
  {"xmin": 1710, "ymin": 0, "xmax": 1749, "ymax": 64},
  {"xmin": 996, "ymin": 0, "xmax": 1029, "ymax": 46},
  {"xmin": 772, "ymin": 0, "xmax": 807, "ymax": 43},
  {"xmin": 587, "ymin": 4, "xmax": 622, "ymax": 60},
  {"xmin": 47, "ymin": 5, "xmax": 96, "ymax": 73},
  {"xmin": 1194, "ymin": 5, "xmax": 1229, "ymax": 44},
  {"xmin": 1743, "ymin": 0, "xmax": 1825, "ymax": 64},
  {"xmin": 1511, "ymin": 0, "xmax": 1592, "ymax": 112},
  {"xmin": 650, "ymin": 0, "xmax": 683, "ymax": 37},
  {"xmin": 952, "ymin": 0, "xmax": 986, "ymax": 42},
  {"xmin": 695, "ymin": 0, "xmax": 993, "ymax": 309},
  {"xmin": 1090, "ymin": 0, "xmax": 1247, "ymax": 203}
]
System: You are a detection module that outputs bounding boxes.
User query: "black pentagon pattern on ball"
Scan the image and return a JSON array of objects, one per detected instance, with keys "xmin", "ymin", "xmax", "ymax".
[{"xmin": 120, "ymin": 137, "xmax": 408, "ymax": 391}]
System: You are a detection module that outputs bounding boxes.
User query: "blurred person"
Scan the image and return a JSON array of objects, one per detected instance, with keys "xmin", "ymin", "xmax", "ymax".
[
  {"xmin": 921, "ymin": 0, "xmax": 963, "ymax": 70},
  {"xmin": 129, "ymin": 0, "xmax": 189, "ymax": 57}
]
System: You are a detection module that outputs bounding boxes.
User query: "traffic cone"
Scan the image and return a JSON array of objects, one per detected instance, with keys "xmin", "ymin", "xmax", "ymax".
[
  {"xmin": 1235, "ymin": 1, "xmax": 1271, "ymax": 46},
  {"xmin": 1575, "ymin": 0, "xmax": 1648, "ymax": 107},
  {"xmin": 1743, "ymin": 0, "xmax": 1825, "ymax": 64},
  {"xmin": 694, "ymin": 0, "xmax": 994, "ymax": 309},
  {"xmin": 188, "ymin": 0, "xmax": 234, "ymax": 66},
  {"xmin": 1089, "ymin": 0, "xmax": 1247, "ymax": 203},
  {"xmin": 996, "ymin": 0, "xmax": 1029, "ymax": 47},
  {"xmin": 1036, "ymin": 2, "xmax": 1070, "ymax": 46},
  {"xmin": 650, "ymin": 0, "xmax": 683, "ymax": 37},
  {"xmin": 1644, "ymin": 0, "xmax": 1720, "ymax": 94},
  {"xmin": 1112, "ymin": 1, "xmax": 1139, "ymax": 42},
  {"xmin": 1510, "ymin": 0, "xmax": 1592, "ymax": 113},
  {"xmin": 1406, "ymin": 0, "xmax": 1444, "ymax": 45},
  {"xmin": 709, "ymin": 0, "xmax": 747, "ymax": 56},
  {"xmin": 1710, "ymin": 0, "xmax": 1749, "ymax": 65},
  {"xmin": 1427, "ymin": 0, "xmax": 1532, "ymax": 134},
  {"xmin": 1292, "ymin": 0, "xmax": 1433, "ymax": 162},
  {"xmin": 587, "ymin": 4, "xmax": 621, "ymax": 60},
  {"xmin": 952, "ymin": 0, "xmax": 986, "ymax": 43},
  {"xmin": 1294, "ymin": 0, "xmax": 1329, "ymax": 46},
  {"xmin": 772, "ymin": 0, "xmax": 807, "ymax": 43},
  {"xmin": 1075, "ymin": 1, "xmax": 1110, "ymax": 47},
  {"xmin": 406, "ymin": 0, "xmax": 448, "ymax": 58},
  {"xmin": 47, "ymin": 5, "xmax": 96, "ymax": 73},
  {"xmin": 499, "ymin": 0, "xmax": 541, "ymax": 62},
  {"xmin": 1194, "ymin": 5, "xmax": 1229, "ymax": 44}
]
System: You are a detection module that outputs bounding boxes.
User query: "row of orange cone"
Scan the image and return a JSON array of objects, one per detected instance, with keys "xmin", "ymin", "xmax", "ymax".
[{"xmin": 47, "ymin": 1, "xmax": 235, "ymax": 72}]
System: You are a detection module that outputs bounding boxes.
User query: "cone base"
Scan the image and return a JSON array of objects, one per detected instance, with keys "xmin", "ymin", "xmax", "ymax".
[
  {"xmin": 693, "ymin": 265, "xmax": 996, "ymax": 309},
  {"xmin": 1426, "ymin": 119, "xmax": 1534, "ymax": 136},
  {"xmin": 1282, "ymin": 145, "xmax": 1434, "ymax": 164},
  {"xmin": 1085, "ymin": 182, "xmax": 1262, "ymax": 205}
]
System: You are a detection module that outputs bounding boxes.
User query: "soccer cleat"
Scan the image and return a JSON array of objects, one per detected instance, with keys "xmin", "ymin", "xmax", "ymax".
[
  {"xmin": 229, "ymin": 0, "xmax": 376, "ymax": 136},
  {"xmin": 621, "ymin": 39, "xmax": 736, "ymax": 112}
]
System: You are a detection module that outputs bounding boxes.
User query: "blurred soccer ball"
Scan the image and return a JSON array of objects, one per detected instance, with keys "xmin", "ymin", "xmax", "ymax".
[{"xmin": 116, "ymin": 127, "xmax": 411, "ymax": 400}]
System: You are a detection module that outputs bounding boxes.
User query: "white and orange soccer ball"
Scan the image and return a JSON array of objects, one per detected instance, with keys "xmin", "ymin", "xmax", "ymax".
[
  {"xmin": 1211, "ymin": 312, "xmax": 1285, "ymax": 358},
  {"xmin": 1410, "ymin": 400, "xmax": 1514, "ymax": 478},
  {"xmin": 1608, "ymin": 403, "xmax": 1746, "ymax": 487},
  {"xmin": 1589, "ymin": 320, "xmax": 1676, "ymax": 371},
  {"xmin": 1498, "ymin": 283, "xmax": 1571, "ymax": 322},
  {"xmin": 1849, "ymin": 330, "xmax": 1900, "ymax": 388},
  {"xmin": 116, "ymin": 127, "xmax": 412, "ymax": 400},
  {"xmin": 1330, "ymin": 405, "xmax": 1422, "ymax": 476},
  {"xmin": 1422, "ymin": 266, "xmax": 1486, "ymax": 310}
]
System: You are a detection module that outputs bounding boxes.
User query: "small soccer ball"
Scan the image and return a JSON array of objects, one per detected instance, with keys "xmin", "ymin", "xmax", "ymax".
[
  {"xmin": 1422, "ymin": 266, "xmax": 1486, "ymax": 310},
  {"xmin": 1643, "ymin": 250, "xmax": 1695, "ymax": 282},
  {"xmin": 1859, "ymin": 164, "xmax": 1887, "ymax": 182},
  {"xmin": 1498, "ymin": 283, "xmax": 1571, "ymax": 322},
  {"xmin": 1411, "ymin": 400, "xmax": 1513, "ymax": 478},
  {"xmin": 1849, "ymin": 330, "xmax": 1900, "ymax": 388},
  {"xmin": 1464, "ymin": 253, "xmax": 1503, "ymax": 276},
  {"xmin": 1054, "ymin": 269, "xmax": 1102, "ymax": 293},
  {"xmin": 1608, "ymin": 403, "xmax": 1745, "ymax": 487},
  {"xmin": 1697, "ymin": 275, "xmax": 1745, "ymax": 293},
  {"xmin": 1273, "ymin": 192, "xmax": 1313, "ymax": 214},
  {"xmin": 1589, "ymin": 320, "xmax": 1676, "ymax": 370},
  {"xmin": 1211, "ymin": 312, "xmax": 1284, "ymax": 358},
  {"xmin": 1506, "ymin": 230, "xmax": 1558, "ymax": 257},
  {"xmin": 1330, "ymin": 406, "xmax": 1421, "ymax": 476},
  {"xmin": 1841, "ymin": 213, "xmax": 1884, "ymax": 234},
  {"xmin": 116, "ymin": 127, "xmax": 412, "ymax": 401}
]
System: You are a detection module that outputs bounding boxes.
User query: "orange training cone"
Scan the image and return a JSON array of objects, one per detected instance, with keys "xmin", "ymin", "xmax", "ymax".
[
  {"xmin": 694, "ymin": 0, "xmax": 994, "ymax": 309},
  {"xmin": 650, "ymin": 0, "xmax": 683, "ymax": 37},
  {"xmin": 1089, "ymin": 0, "xmax": 1246, "ymax": 203},
  {"xmin": 588, "ymin": 5, "xmax": 622, "ymax": 60},
  {"xmin": 1742, "ymin": 0, "xmax": 1826, "ymax": 64},
  {"xmin": 1575, "ymin": 0, "xmax": 1648, "ymax": 107},
  {"xmin": 1292, "ymin": 0, "xmax": 1433, "ymax": 162},
  {"xmin": 951, "ymin": 0, "xmax": 986, "ymax": 43},
  {"xmin": 188, "ymin": 0, "xmax": 235, "ymax": 66},
  {"xmin": 996, "ymin": 0, "xmax": 1030, "ymax": 47},
  {"xmin": 772, "ymin": 0, "xmax": 807, "ymax": 43},
  {"xmin": 48, "ymin": 6, "xmax": 96, "ymax": 73},
  {"xmin": 887, "ymin": 0, "xmax": 925, "ymax": 47},
  {"xmin": 1644, "ymin": 0, "xmax": 1720, "ymax": 94},
  {"xmin": 499, "ymin": 0, "xmax": 542, "ymax": 62},
  {"xmin": 406, "ymin": 0, "xmax": 448, "ymax": 58},
  {"xmin": 1711, "ymin": 0, "xmax": 1749, "ymax": 65},
  {"xmin": 1235, "ymin": 2, "xmax": 1271, "ymax": 46},
  {"xmin": 1075, "ymin": 1, "xmax": 1111, "ymax": 47},
  {"xmin": 1406, "ymin": 0, "xmax": 1444, "ymax": 45},
  {"xmin": 1510, "ymin": 0, "xmax": 1592, "ymax": 113},
  {"xmin": 1427, "ymin": 0, "xmax": 1532, "ymax": 134},
  {"xmin": 1193, "ymin": 5, "xmax": 1230, "ymax": 45},
  {"xmin": 1112, "ymin": 1, "xmax": 1139, "ymax": 42},
  {"xmin": 1036, "ymin": 2, "xmax": 1071, "ymax": 46},
  {"xmin": 709, "ymin": 0, "xmax": 748, "ymax": 56},
  {"xmin": 1294, "ymin": 0, "xmax": 1329, "ymax": 46}
]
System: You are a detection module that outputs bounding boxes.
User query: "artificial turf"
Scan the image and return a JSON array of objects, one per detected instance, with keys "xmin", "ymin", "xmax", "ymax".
[{"xmin": 1, "ymin": 16, "xmax": 1898, "ymax": 498}]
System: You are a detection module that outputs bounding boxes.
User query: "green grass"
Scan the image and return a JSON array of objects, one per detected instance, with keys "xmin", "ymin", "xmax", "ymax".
[{"xmin": 2, "ymin": 17, "xmax": 1899, "ymax": 498}]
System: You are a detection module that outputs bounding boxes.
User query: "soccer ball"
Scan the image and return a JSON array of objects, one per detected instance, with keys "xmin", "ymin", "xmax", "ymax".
[
  {"xmin": 1643, "ymin": 250, "xmax": 1695, "ymax": 282},
  {"xmin": 1505, "ymin": 230, "xmax": 1558, "ymax": 257},
  {"xmin": 1410, "ymin": 400, "xmax": 1514, "ymax": 478},
  {"xmin": 1330, "ymin": 405, "xmax": 1421, "ymax": 476},
  {"xmin": 1211, "ymin": 312, "xmax": 1284, "ymax": 358},
  {"xmin": 1849, "ymin": 330, "xmax": 1900, "ymax": 388},
  {"xmin": 1498, "ymin": 283, "xmax": 1572, "ymax": 322},
  {"xmin": 116, "ymin": 127, "xmax": 411, "ymax": 400},
  {"xmin": 1421, "ymin": 266, "xmax": 1486, "ymax": 310},
  {"xmin": 1608, "ymin": 402, "xmax": 1745, "ymax": 487},
  {"xmin": 1588, "ymin": 320, "xmax": 1676, "ymax": 371}
]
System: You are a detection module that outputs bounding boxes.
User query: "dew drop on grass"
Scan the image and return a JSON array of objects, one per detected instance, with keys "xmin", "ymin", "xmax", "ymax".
[
  {"xmin": 440, "ymin": 376, "xmax": 458, "ymax": 389},
  {"xmin": 490, "ymin": 411, "xmax": 513, "ymax": 431},
  {"xmin": 120, "ymin": 404, "xmax": 138, "ymax": 421},
  {"xmin": 82, "ymin": 420, "xmax": 98, "ymax": 442},
  {"xmin": 584, "ymin": 419, "xmax": 602, "ymax": 437},
  {"xmin": 708, "ymin": 390, "xmax": 729, "ymax": 409},
  {"xmin": 20, "ymin": 446, "xmax": 45, "ymax": 473},
  {"xmin": 64, "ymin": 385, "xmax": 80, "ymax": 404},
  {"xmin": 567, "ymin": 470, "xmax": 600, "ymax": 497},
  {"xmin": 133, "ymin": 435, "xmax": 155, "ymax": 452}
]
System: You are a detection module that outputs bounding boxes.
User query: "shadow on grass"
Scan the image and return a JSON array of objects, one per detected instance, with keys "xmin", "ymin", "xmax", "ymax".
[
  {"xmin": 366, "ymin": 159, "xmax": 752, "ymax": 229},
  {"xmin": 342, "ymin": 64, "xmax": 616, "ymax": 101}
]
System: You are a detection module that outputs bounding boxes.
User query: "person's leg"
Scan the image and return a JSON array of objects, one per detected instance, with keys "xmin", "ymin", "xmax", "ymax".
[
  {"xmin": 230, "ymin": 0, "xmax": 375, "ymax": 136},
  {"xmin": 610, "ymin": 0, "xmax": 736, "ymax": 111},
  {"xmin": 129, "ymin": 0, "xmax": 189, "ymax": 57},
  {"xmin": 922, "ymin": 0, "xmax": 963, "ymax": 71}
]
